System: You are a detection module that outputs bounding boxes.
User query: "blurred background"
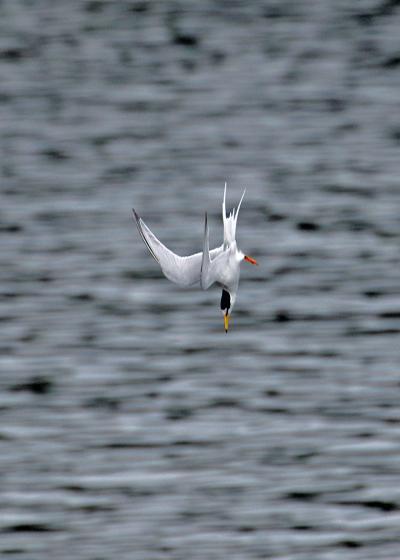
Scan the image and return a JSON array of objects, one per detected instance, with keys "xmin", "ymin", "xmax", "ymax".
[{"xmin": 1, "ymin": 1, "xmax": 400, "ymax": 558}]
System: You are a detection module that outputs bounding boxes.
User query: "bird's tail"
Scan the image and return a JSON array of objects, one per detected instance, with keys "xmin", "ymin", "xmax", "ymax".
[{"xmin": 222, "ymin": 183, "xmax": 246, "ymax": 246}]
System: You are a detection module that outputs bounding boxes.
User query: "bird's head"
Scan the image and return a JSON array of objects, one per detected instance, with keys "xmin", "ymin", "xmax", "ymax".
[
  {"xmin": 220, "ymin": 288, "xmax": 236, "ymax": 333},
  {"xmin": 220, "ymin": 253, "xmax": 257, "ymax": 332}
]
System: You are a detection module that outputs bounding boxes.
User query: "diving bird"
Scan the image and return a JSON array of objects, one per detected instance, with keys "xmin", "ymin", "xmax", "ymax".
[{"xmin": 131, "ymin": 185, "xmax": 257, "ymax": 332}]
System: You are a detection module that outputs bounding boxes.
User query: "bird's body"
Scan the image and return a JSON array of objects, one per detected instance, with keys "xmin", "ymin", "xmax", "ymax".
[{"xmin": 132, "ymin": 185, "xmax": 257, "ymax": 331}]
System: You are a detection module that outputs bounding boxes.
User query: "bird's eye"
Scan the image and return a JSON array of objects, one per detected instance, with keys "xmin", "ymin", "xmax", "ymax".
[{"xmin": 220, "ymin": 289, "xmax": 230, "ymax": 310}]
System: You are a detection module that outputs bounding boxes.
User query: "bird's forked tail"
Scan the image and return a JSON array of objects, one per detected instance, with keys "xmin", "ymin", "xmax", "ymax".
[{"xmin": 222, "ymin": 183, "xmax": 245, "ymax": 246}]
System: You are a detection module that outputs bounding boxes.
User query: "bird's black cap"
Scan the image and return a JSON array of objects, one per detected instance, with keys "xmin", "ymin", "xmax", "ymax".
[{"xmin": 220, "ymin": 289, "xmax": 230, "ymax": 311}]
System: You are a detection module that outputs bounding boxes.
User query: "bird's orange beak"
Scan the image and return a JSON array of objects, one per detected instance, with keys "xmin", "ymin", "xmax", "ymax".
[
  {"xmin": 244, "ymin": 255, "xmax": 258, "ymax": 265},
  {"xmin": 224, "ymin": 313, "xmax": 229, "ymax": 333}
]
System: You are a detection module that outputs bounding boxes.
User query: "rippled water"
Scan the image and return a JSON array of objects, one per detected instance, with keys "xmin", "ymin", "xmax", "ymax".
[{"xmin": 1, "ymin": 1, "xmax": 400, "ymax": 558}]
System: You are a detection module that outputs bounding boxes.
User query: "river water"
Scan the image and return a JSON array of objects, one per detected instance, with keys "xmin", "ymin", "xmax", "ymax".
[{"xmin": 1, "ymin": 1, "xmax": 400, "ymax": 558}]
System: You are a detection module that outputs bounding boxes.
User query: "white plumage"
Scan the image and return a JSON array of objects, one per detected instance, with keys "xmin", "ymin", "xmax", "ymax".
[{"xmin": 132, "ymin": 184, "xmax": 257, "ymax": 331}]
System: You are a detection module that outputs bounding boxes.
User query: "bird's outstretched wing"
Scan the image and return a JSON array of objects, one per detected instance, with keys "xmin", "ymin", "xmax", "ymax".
[
  {"xmin": 201, "ymin": 212, "xmax": 230, "ymax": 290},
  {"xmin": 132, "ymin": 209, "xmax": 223, "ymax": 286}
]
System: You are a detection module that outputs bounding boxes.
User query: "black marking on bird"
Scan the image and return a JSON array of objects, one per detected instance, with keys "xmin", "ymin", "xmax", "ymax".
[{"xmin": 220, "ymin": 289, "xmax": 231, "ymax": 311}]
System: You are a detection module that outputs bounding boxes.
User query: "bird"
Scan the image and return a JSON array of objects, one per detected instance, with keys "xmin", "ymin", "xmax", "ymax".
[{"xmin": 131, "ymin": 184, "xmax": 257, "ymax": 332}]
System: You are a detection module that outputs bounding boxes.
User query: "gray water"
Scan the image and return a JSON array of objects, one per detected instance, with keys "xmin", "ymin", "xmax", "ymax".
[{"xmin": 1, "ymin": 1, "xmax": 400, "ymax": 558}]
